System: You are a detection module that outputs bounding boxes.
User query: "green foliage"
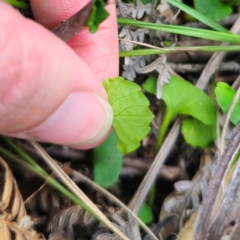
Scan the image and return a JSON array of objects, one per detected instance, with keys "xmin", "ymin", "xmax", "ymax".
[
  {"xmin": 215, "ymin": 82, "xmax": 240, "ymax": 125},
  {"xmin": 182, "ymin": 119, "xmax": 216, "ymax": 148},
  {"xmin": 162, "ymin": 76, "xmax": 216, "ymax": 126},
  {"xmin": 142, "ymin": 76, "xmax": 216, "ymax": 148},
  {"xmin": 5, "ymin": 0, "xmax": 30, "ymax": 9},
  {"xmin": 87, "ymin": 0, "xmax": 109, "ymax": 33},
  {"xmin": 103, "ymin": 77, "xmax": 154, "ymax": 154},
  {"xmin": 167, "ymin": 0, "xmax": 229, "ymax": 33},
  {"xmin": 93, "ymin": 131, "xmax": 123, "ymax": 188},
  {"xmin": 117, "ymin": 19, "xmax": 240, "ymax": 44},
  {"xmin": 140, "ymin": 0, "xmax": 152, "ymax": 4},
  {"xmin": 138, "ymin": 203, "xmax": 154, "ymax": 225},
  {"xmin": 161, "ymin": 76, "xmax": 216, "ymax": 148},
  {"xmin": 193, "ymin": 0, "xmax": 231, "ymax": 21},
  {"xmin": 142, "ymin": 76, "xmax": 157, "ymax": 95}
]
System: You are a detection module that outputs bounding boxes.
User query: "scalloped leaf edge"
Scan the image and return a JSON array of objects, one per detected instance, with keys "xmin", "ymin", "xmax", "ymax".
[{"xmin": 104, "ymin": 77, "xmax": 154, "ymax": 153}]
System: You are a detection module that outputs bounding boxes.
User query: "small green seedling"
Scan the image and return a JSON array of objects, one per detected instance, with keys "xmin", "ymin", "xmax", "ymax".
[
  {"xmin": 215, "ymin": 82, "xmax": 240, "ymax": 125},
  {"xmin": 143, "ymin": 75, "xmax": 216, "ymax": 149}
]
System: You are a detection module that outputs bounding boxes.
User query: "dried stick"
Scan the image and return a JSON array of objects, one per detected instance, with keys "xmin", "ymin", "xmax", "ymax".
[
  {"xmin": 196, "ymin": 16, "xmax": 240, "ymax": 89},
  {"xmin": 194, "ymin": 124, "xmax": 240, "ymax": 240},
  {"xmin": 29, "ymin": 140, "xmax": 130, "ymax": 240},
  {"xmin": 51, "ymin": 2, "xmax": 93, "ymax": 42}
]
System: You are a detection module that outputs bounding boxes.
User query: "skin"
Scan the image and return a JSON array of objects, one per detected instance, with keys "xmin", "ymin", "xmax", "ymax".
[{"xmin": 0, "ymin": 0, "xmax": 118, "ymax": 148}]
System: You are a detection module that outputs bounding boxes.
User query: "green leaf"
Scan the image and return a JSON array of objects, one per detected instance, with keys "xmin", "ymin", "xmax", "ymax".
[
  {"xmin": 87, "ymin": 0, "xmax": 109, "ymax": 33},
  {"xmin": 167, "ymin": 0, "xmax": 229, "ymax": 33},
  {"xmin": 159, "ymin": 76, "xmax": 216, "ymax": 148},
  {"xmin": 138, "ymin": 203, "xmax": 153, "ymax": 225},
  {"xmin": 140, "ymin": 0, "xmax": 152, "ymax": 4},
  {"xmin": 93, "ymin": 131, "xmax": 123, "ymax": 188},
  {"xmin": 5, "ymin": 0, "xmax": 30, "ymax": 9},
  {"xmin": 142, "ymin": 76, "xmax": 157, "ymax": 95},
  {"xmin": 103, "ymin": 77, "xmax": 154, "ymax": 154},
  {"xmin": 181, "ymin": 118, "xmax": 216, "ymax": 148},
  {"xmin": 193, "ymin": 0, "xmax": 232, "ymax": 21},
  {"xmin": 215, "ymin": 82, "xmax": 240, "ymax": 125},
  {"xmin": 162, "ymin": 76, "xmax": 216, "ymax": 126}
]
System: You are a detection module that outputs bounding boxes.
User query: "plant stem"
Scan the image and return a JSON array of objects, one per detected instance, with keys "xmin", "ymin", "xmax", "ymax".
[
  {"xmin": 119, "ymin": 45, "xmax": 240, "ymax": 57},
  {"xmin": 148, "ymin": 114, "xmax": 172, "ymax": 207},
  {"xmin": 156, "ymin": 114, "xmax": 172, "ymax": 152},
  {"xmin": 5, "ymin": 0, "xmax": 30, "ymax": 9}
]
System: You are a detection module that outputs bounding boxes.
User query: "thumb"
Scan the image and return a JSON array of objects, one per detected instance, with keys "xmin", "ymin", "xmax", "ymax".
[
  {"xmin": 24, "ymin": 92, "xmax": 113, "ymax": 149},
  {"xmin": 0, "ymin": 3, "xmax": 113, "ymax": 148}
]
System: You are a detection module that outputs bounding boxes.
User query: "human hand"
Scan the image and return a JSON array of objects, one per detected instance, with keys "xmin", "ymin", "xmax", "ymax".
[{"xmin": 0, "ymin": 0, "xmax": 118, "ymax": 148}]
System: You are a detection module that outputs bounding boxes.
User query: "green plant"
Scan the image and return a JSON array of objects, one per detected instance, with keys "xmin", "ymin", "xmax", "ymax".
[
  {"xmin": 138, "ymin": 202, "xmax": 154, "ymax": 225},
  {"xmin": 118, "ymin": 18, "xmax": 240, "ymax": 44},
  {"xmin": 103, "ymin": 77, "xmax": 154, "ymax": 154},
  {"xmin": 5, "ymin": 1, "xmax": 240, "ymax": 235},
  {"xmin": 92, "ymin": 77, "xmax": 153, "ymax": 188},
  {"xmin": 94, "ymin": 75, "xmax": 217, "ymax": 189},
  {"xmin": 167, "ymin": 0, "xmax": 229, "ymax": 32},
  {"xmin": 4, "ymin": 0, "xmax": 30, "ymax": 9},
  {"xmin": 215, "ymin": 82, "xmax": 240, "ymax": 125},
  {"xmin": 142, "ymin": 76, "xmax": 216, "ymax": 149},
  {"xmin": 193, "ymin": 0, "xmax": 232, "ymax": 21},
  {"xmin": 93, "ymin": 131, "xmax": 123, "ymax": 188},
  {"xmin": 87, "ymin": 0, "xmax": 109, "ymax": 33}
]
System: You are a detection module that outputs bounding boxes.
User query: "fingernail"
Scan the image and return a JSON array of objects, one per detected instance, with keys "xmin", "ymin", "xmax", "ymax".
[{"xmin": 26, "ymin": 91, "xmax": 113, "ymax": 147}]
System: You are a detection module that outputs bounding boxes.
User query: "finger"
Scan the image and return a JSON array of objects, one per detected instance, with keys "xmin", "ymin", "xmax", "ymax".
[
  {"xmin": 30, "ymin": 0, "xmax": 119, "ymax": 81},
  {"xmin": 0, "ymin": 2, "xmax": 113, "ymax": 148}
]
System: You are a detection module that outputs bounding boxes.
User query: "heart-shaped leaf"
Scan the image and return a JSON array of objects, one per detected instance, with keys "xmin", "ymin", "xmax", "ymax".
[
  {"xmin": 162, "ymin": 76, "xmax": 216, "ymax": 126},
  {"xmin": 142, "ymin": 75, "xmax": 216, "ymax": 148}
]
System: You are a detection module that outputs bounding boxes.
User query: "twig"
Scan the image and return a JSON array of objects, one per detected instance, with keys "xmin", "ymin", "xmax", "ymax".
[
  {"xmin": 29, "ymin": 140, "xmax": 130, "ymax": 240},
  {"xmin": 194, "ymin": 124, "xmax": 240, "ymax": 240},
  {"xmin": 51, "ymin": 2, "xmax": 93, "ymax": 42},
  {"xmin": 70, "ymin": 166, "xmax": 159, "ymax": 240},
  {"xmin": 196, "ymin": 15, "xmax": 240, "ymax": 89}
]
